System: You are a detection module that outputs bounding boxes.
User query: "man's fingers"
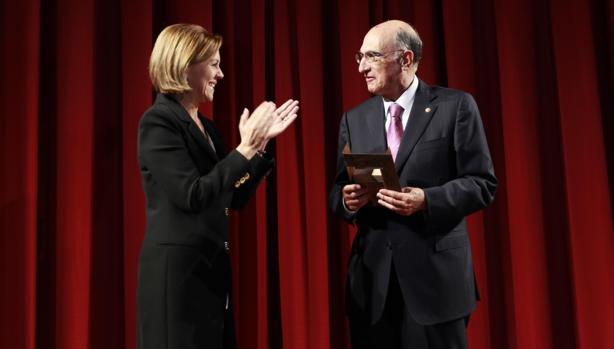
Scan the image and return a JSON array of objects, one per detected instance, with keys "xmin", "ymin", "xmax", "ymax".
[
  {"xmin": 346, "ymin": 198, "xmax": 366, "ymax": 206},
  {"xmin": 377, "ymin": 191, "xmax": 406, "ymax": 206},
  {"xmin": 378, "ymin": 189, "xmax": 406, "ymax": 200},
  {"xmin": 344, "ymin": 193, "xmax": 365, "ymax": 202},
  {"xmin": 401, "ymin": 187, "xmax": 414, "ymax": 193},
  {"xmin": 378, "ymin": 199, "xmax": 413, "ymax": 215},
  {"xmin": 345, "ymin": 190, "xmax": 368, "ymax": 200},
  {"xmin": 346, "ymin": 195, "xmax": 369, "ymax": 210},
  {"xmin": 351, "ymin": 191, "xmax": 368, "ymax": 199},
  {"xmin": 343, "ymin": 184, "xmax": 362, "ymax": 193},
  {"xmin": 378, "ymin": 199, "xmax": 402, "ymax": 212},
  {"xmin": 343, "ymin": 183, "xmax": 369, "ymax": 209}
]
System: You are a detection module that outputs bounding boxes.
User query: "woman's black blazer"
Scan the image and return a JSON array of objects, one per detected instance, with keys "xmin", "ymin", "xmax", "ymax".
[{"xmin": 137, "ymin": 93, "xmax": 274, "ymax": 262}]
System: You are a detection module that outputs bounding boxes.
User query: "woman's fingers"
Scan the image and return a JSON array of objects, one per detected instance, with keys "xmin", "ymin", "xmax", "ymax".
[
  {"xmin": 276, "ymin": 99, "xmax": 296, "ymax": 114},
  {"xmin": 286, "ymin": 105, "xmax": 299, "ymax": 119},
  {"xmin": 281, "ymin": 112, "xmax": 298, "ymax": 127},
  {"xmin": 276, "ymin": 100, "xmax": 299, "ymax": 120},
  {"xmin": 250, "ymin": 102, "xmax": 276, "ymax": 127},
  {"xmin": 238, "ymin": 108, "xmax": 249, "ymax": 128}
]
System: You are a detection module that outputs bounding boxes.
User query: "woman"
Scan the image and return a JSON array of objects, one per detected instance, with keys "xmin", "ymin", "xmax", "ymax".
[{"xmin": 136, "ymin": 23, "xmax": 298, "ymax": 349}]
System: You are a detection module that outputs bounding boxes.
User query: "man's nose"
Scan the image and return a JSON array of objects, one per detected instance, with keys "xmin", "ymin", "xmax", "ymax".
[{"xmin": 358, "ymin": 60, "xmax": 368, "ymax": 73}]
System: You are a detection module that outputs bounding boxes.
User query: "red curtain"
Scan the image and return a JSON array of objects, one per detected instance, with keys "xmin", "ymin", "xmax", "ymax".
[{"xmin": 2, "ymin": 0, "xmax": 613, "ymax": 348}]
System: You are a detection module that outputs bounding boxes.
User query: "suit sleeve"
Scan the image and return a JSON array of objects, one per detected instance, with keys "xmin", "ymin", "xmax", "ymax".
[
  {"xmin": 229, "ymin": 151, "xmax": 275, "ymax": 209},
  {"xmin": 328, "ymin": 112, "xmax": 358, "ymax": 222},
  {"xmin": 138, "ymin": 109, "xmax": 251, "ymax": 213},
  {"xmin": 422, "ymin": 93, "xmax": 498, "ymax": 230}
]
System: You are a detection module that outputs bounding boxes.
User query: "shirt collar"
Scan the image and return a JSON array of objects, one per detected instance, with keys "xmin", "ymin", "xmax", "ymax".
[{"xmin": 383, "ymin": 76, "xmax": 419, "ymax": 114}]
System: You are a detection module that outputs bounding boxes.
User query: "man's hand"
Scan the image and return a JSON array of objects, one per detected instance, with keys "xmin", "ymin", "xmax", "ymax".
[
  {"xmin": 342, "ymin": 184, "xmax": 369, "ymax": 212},
  {"xmin": 377, "ymin": 187, "xmax": 425, "ymax": 216}
]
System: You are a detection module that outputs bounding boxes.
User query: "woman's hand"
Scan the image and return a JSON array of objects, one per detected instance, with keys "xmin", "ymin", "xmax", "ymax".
[
  {"xmin": 236, "ymin": 99, "xmax": 299, "ymax": 159},
  {"xmin": 266, "ymin": 99, "xmax": 299, "ymax": 139},
  {"xmin": 236, "ymin": 101, "xmax": 276, "ymax": 159}
]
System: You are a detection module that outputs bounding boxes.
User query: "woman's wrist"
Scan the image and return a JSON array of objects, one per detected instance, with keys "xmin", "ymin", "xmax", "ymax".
[
  {"xmin": 236, "ymin": 143, "xmax": 257, "ymax": 159},
  {"xmin": 255, "ymin": 149, "xmax": 267, "ymax": 158},
  {"xmin": 258, "ymin": 139, "xmax": 269, "ymax": 152}
]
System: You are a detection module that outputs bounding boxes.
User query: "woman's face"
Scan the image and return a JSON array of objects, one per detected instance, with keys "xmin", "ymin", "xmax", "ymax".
[{"xmin": 186, "ymin": 50, "xmax": 224, "ymax": 102}]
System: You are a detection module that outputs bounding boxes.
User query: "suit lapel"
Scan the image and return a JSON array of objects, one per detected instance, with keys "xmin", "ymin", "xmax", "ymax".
[{"xmin": 394, "ymin": 81, "xmax": 438, "ymax": 172}]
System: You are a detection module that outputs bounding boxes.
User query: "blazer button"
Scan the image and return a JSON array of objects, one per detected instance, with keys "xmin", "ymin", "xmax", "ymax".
[{"xmin": 224, "ymin": 208, "xmax": 230, "ymax": 216}]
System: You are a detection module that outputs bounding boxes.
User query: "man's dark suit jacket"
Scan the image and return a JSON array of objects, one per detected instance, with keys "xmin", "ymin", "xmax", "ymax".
[
  {"xmin": 329, "ymin": 80, "xmax": 497, "ymax": 326},
  {"xmin": 136, "ymin": 94, "xmax": 273, "ymax": 349}
]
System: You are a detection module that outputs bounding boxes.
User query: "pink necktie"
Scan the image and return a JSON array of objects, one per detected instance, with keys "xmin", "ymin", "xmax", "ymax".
[{"xmin": 387, "ymin": 103, "xmax": 404, "ymax": 161}]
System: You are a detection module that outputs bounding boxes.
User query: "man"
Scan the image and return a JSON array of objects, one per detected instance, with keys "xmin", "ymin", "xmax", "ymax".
[{"xmin": 329, "ymin": 20, "xmax": 497, "ymax": 348}]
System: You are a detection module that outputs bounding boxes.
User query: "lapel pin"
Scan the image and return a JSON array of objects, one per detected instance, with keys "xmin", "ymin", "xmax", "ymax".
[{"xmin": 425, "ymin": 107, "xmax": 432, "ymax": 113}]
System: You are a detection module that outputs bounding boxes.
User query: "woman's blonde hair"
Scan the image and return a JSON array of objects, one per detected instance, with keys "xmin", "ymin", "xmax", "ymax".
[{"xmin": 149, "ymin": 23, "xmax": 222, "ymax": 94}]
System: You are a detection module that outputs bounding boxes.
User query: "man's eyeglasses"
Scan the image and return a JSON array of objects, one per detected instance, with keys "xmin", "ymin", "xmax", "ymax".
[{"xmin": 355, "ymin": 49, "xmax": 404, "ymax": 64}]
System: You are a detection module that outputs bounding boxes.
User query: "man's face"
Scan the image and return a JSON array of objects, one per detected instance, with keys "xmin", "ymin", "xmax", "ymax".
[{"xmin": 358, "ymin": 29, "xmax": 404, "ymax": 99}]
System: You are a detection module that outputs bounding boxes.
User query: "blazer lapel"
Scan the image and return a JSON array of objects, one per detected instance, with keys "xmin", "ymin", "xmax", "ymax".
[
  {"xmin": 202, "ymin": 117, "xmax": 225, "ymax": 159},
  {"xmin": 188, "ymin": 121, "xmax": 219, "ymax": 162},
  {"xmin": 394, "ymin": 81, "xmax": 438, "ymax": 172},
  {"xmin": 155, "ymin": 94, "xmax": 219, "ymax": 162}
]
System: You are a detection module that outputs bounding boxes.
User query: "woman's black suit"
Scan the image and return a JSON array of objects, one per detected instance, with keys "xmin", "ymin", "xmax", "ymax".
[{"xmin": 136, "ymin": 94, "xmax": 273, "ymax": 349}]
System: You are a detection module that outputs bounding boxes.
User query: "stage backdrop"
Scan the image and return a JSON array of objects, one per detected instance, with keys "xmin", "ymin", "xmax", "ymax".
[{"xmin": 2, "ymin": 0, "xmax": 613, "ymax": 348}]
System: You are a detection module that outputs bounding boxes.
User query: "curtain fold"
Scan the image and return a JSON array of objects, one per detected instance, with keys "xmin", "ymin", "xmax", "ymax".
[
  {"xmin": 1, "ymin": 0, "xmax": 613, "ymax": 348},
  {"xmin": 1, "ymin": 1, "xmax": 39, "ymax": 349}
]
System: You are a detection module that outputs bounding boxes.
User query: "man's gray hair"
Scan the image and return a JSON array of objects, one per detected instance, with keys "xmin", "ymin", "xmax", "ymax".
[{"xmin": 396, "ymin": 28, "xmax": 422, "ymax": 66}]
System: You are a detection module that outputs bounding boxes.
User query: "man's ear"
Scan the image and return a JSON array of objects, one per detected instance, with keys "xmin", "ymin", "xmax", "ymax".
[{"xmin": 401, "ymin": 50, "xmax": 414, "ymax": 67}]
